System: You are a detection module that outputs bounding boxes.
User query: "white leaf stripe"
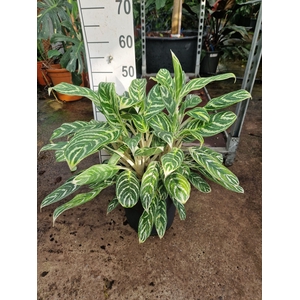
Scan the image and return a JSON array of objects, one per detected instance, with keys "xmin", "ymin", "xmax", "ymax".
[
  {"xmin": 161, "ymin": 148, "xmax": 184, "ymax": 177},
  {"xmin": 154, "ymin": 199, "xmax": 167, "ymax": 238},
  {"xmin": 107, "ymin": 197, "xmax": 119, "ymax": 214}
]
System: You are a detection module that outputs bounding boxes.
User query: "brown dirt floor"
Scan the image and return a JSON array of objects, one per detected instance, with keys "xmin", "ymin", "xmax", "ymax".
[{"xmin": 37, "ymin": 60, "xmax": 262, "ymax": 299}]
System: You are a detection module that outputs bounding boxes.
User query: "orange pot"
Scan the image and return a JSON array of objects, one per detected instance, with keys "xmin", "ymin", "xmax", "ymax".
[
  {"xmin": 46, "ymin": 68, "xmax": 84, "ymax": 101},
  {"xmin": 37, "ymin": 62, "xmax": 61, "ymax": 86}
]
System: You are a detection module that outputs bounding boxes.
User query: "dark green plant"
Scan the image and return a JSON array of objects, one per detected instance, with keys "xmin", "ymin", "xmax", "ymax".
[{"xmin": 40, "ymin": 52, "xmax": 251, "ymax": 243}]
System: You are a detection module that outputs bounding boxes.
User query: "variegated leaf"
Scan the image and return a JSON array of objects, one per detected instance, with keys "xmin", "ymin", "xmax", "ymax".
[
  {"xmin": 164, "ymin": 172, "xmax": 191, "ymax": 204},
  {"xmin": 134, "ymin": 146, "xmax": 164, "ymax": 157},
  {"xmin": 128, "ymin": 78, "xmax": 147, "ymax": 110},
  {"xmin": 201, "ymin": 146, "xmax": 223, "ymax": 163},
  {"xmin": 40, "ymin": 176, "xmax": 80, "ymax": 209},
  {"xmin": 72, "ymin": 164, "xmax": 121, "ymax": 185},
  {"xmin": 179, "ymin": 73, "xmax": 236, "ymax": 99},
  {"xmin": 138, "ymin": 200, "xmax": 156, "ymax": 243},
  {"xmin": 64, "ymin": 127, "xmax": 121, "ymax": 171},
  {"xmin": 205, "ymin": 89, "xmax": 251, "ymax": 111},
  {"xmin": 198, "ymin": 111, "xmax": 237, "ymax": 137},
  {"xmin": 172, "ymin": 198, "xmax": 186, "ymax": 220},
  {"xmin": 186, "ymin": 107, "xmax": 210, "ymax": 122},
  {"xmin": 40, "ymin": 141, "xmax": 68, "ymax": 152},
  {"xmin": 179, "ymin": 129, "xmax": 204, "ymax": 145},
  {"xmin": 131, "ymin": 114, "xmax": 149, "ymax": 133},
  {"xmin": 150, "ymin": 68, "xmax": 175, "ymax": 99},
  {"xmin": 160, "ymin": 85, "xmax": 175, "ymax": 115},
  {"xmin": 116, "ymin": 170, "xmax": 140, "ymax": 208},
  {"xmin": 161, "ymin": 148, "xmax": 184, "ymax": 177},
  {"xmin": 154, "ymin": 198, "xmax": 167, "ymax": 239},
  {"xmin": 50, "ymin": 120, "xmax": 106, "ymax": 140},
  {"xmin": 98, "ymin": 82, "xmax": 122, "ymax": 128},
  {"xmin": 49, "ymin": 82, "xmax": 101, "ymax": 108},
  {"xmin": 53, "ymin": 186, "xmax": 104, "ymax": 224},
  {"xmin": 180, "ymin": 94, "xmax": 202, "ymax": 113},
  {"xmin": 140, "ymin": 161, "xmax": 159, "ymax": 211},
  {"xmin": 118, "ymin": 95, "xmax": 138, "ymax": 110},
  {"xmin": 144, "ymin": 85, "xmax": 166, "ymax": 120},
  {"xmin": 148, "ymin": 113, "xmax": 172, "ymax": 132},
  {"xmin": 189, "ymin": 147, "xmax": 241, "ymax": 189},
  {"xmin": 123, "ymin": 134, "xmax": 142, "ymax": 155},
  {"xmin": 171, "ymin": 50, "xmax": 185, "ymax": 101},
  {"xmin": 152, "ymin": 130, "xmax": 173, "ymax": 147},
  {"xmin": 188, "ymin": 171, "xmax": 211, "ymax": 193},
  {"xmin": 107, "ymin": 197, "xmax": 120, "ymax": 214}
]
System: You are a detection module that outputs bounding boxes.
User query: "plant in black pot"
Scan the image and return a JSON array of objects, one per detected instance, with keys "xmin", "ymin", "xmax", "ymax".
[
  {"xmin": 37, "ymin": 0, "xmax": 87, "ymax": 100},
  {"xmin": 201, "ymin": 0, "xmax": 250, "ymax": 75},
  {"xmin": 40, "ymin": 51, "xmax": 251, "ymax": 243}
]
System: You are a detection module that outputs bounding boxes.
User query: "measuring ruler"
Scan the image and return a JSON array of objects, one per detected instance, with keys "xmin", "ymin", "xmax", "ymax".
[{"xmin": 78, "ymin": 0, "xmax": 137, "ymax": 122}]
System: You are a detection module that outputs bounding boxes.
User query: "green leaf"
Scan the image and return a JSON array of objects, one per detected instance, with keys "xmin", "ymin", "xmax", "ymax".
[
  {"xmin": 107, "ymin": 197, "xmax": 120, "ymax": 214},
  {"xmin": 64, "ymin": 127, "xmax": 121, "ymax": 171},
  {"xmin": 123, "ymin": 134, "xmax": 142, "ymax": 155},
  {"xmin": 116, "ymin": 170, "xmax": 140, "ymax": 208},
  {"xmin": 40, "ymin": 176, "xmax": 80, "ymax": 209},
  {"xmin": 164, "ymin": 172, "xmax": 191, "ymax": 204},
  {"xmin": 134, "ymin": 146, "xmax": 164, "ymax": 157},
  {"xmin": 204, "ymin": 89, "xmax": 251, "ymax": 111},
  {"xmin": 119, "ymin": 95, "xmax": 138, "ymax": 110},
  {"xmin": 72, "ymin": 164, "xmax": 121, "ymax": 185},
  {"xmin": 188, "ymin": 171, "xmax": 211, "ymax": 193},
  {"xmin": 199, "ymin": 111, "xmax": 237, "ymax": 137},
  {"xmin": 160, "ymin": 85, "xmax": 176, "ymax": 115},
  {"xmin": 128, "ymin": 78, "xmax": 147, "ymax": 110},
  {"xmin": 161, "ymin": 148, "xmax": 184, "ymax": 177},
  {"xmin": 152, "ymin": 130, "xmax": 173, "ymax": 147},
  {"xmin": 40, "ymin": 141, "xmax": 68, "ymax": 152},
  {"xmin": 49, "ymin": 83, "xmax": 101, "ymax": 108},
  {"xmin": 172, "ymin": 198, "xmax": 186, "ymax": 220},
  {"xmin": 179, "ymin": 73, "xmax": 236, "ymax": 99},
  {"xmin": 148, "ymin": 113, "xmax": 172, "ymax": 132},
  {"xmin": 186, "ymin": 107, "xmax": 210, "ymax": 122},
  {"xmin": 140, "ymin": 161, "xmax": 160, "ymax": 211},
  {"xmin": 150, "ymin": 68, "xmax": 175, "ymax": 99},
  {"xmin": 180, "ymin": 94, "xmax": 202, "ymax": 113},
  {"xmin": 138, "ymin": 200, "xmax": 156, "ymax": 243},
  {"xmin": 171, "ymin": 50, "xmax": 185, "ymax": 101},
  {"xmin": 144, "ymin": 85, "xmax": 166, "ymax": 120},
  {"xmin": 154, "ymin": 199, "xmax": 167, "ymax": 239},
  {"xmin": 53, "ymin": 186, "xmax": 104, "ymax": 224},
  {"xmin": 179, "ymin": 129, "xmax": 204, "ymax": 145},
  {"xmin": 131, "ymin": 114, "xmax": 149, "ymax": 133},
  {"xmin": 189, "ymin": 147, "xmax": 242, "ymax": 191}
]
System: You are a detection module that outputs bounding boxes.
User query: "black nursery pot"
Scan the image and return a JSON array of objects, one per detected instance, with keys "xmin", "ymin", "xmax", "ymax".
[
  {"xmin": 200, "ymin": 50, "xmax": 221, "ymax": 76},
  {"xmin": 125, "ymin": 198, "xmax": 176, "ymax": 236},
  {"xmin": 146, "ymin": 31, "xmax": 198, "ymax": 74}
]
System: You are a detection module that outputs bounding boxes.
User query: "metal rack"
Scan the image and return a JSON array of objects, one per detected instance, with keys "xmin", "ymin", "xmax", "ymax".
[{"xmin": 140, "ymin": 0, "xmax": 262, "ymax": 166}]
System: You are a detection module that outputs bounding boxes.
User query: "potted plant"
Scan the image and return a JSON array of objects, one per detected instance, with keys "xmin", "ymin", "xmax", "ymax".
[
  {"xmin": 201, "ymin": 0, "xmax": 251, "ymax": 75},
  {"xmin": 39, "ymin": 51, "xmax": 251, "ymax": 243},
  {"xmin": 37, "ymin": 0, "xmax": 87, "ymax": 100},
  {"xmin": 135, "ymin": 0, "xmax": 202, "ymax": 74}
]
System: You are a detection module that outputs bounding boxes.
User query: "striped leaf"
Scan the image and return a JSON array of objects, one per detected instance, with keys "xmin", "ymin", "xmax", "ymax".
[
  {"xmin": 186, "ymin": 107, "xmax": 210, "ymax": 123},
  {"xmin": 164, "ymin": 172, "xmax": 191, "ymax": 204},
  {"xmin": 107, "ymin": 197, "xmax": 120, "ymax": 214},
  {"xmin": 138, "ymin": 200, "xmax": 156, "ymax": 243},
  {"xmin": 116, "ymin": 170, "xmax": 140, "ymax": 208},
  {"xmin": 49, "ymin": 82, "xmax": 101, "ymax": 108},
  {"xmin": 131, "ymin": 114, "xmax": 149, "ymax": 133},
  {"xmin": 205, "ymin": 89, "xmax": 251, "ymax": 111},
  {"xmin": 179, "ymin": 129, "xmax": 204, "ymax": 145},
  {"xmin": 40, "ymin": 176, "xmax": 80, "ymax": 209},
  {"xmin": 201, "ymin": 146, "xmax": 223, "ymax": 163},
  {"xmin": 180, "ymin": 94, "xmax": 202, "ymax": 113},
  {"xmin": 53, "ymin": 186, "xmax": 105, "ymax": 224},
  {"xmin": 140, "ymin": 161, "xmax": 160, "ymax": 211},
  {"xmin": 64, "ymin": 127, "xmax": 121, "ymax": 171},
  {"xmin": 98, "ymin": 82, "xmax": 122, "ymax": 128},
  {"xmin": 50, "ymin": 120, "xmax": 106, "ymax": 140},
  {"xmin": 119, "ymin": 95, "xmax": 138, "ymax": 110},
  {"xmin": 148, "ymin": 113, "xmax": 172, "ymax": 132},
  {"xmin": 123, "ymin": 134, "xmax": 142, "ymax": 155},
  {"xmin": 40, "ymin": 141, "xmax": 68, "ymax": 152},
  {"xmin": 72, "ymin": 164, "xmax": 121, "ymax": 185},
  {"xmin": 188, "ymin": 171, "xmax": 211, "ymax": 193},
  {"xmin": 134, "ymin": 146, "xmax": 164, "ymax": 157},
  {"xmin": 152, "ymin": 130, "xmax": 173, "ymax": 147},
  {"xmin": 154, "ymin": 198, "xmax": 167, "ymax": 239},
  {"xmin": 160, "ymin": 85, "xmax": 175, "ymax": 115},
  {"xmin": 198, "ymin": 111, "xmax": 237, "ymax": 137},
  {"xmin": 171, "ymin": 50, "xmax": 185, "ymax": 101},
  {"xmin": 179, "ymin": 73, "xmax": 236, "ymax": 99},
  {"xmin": 189, "ymin": 147, "xmax": 241, "ymax": 190},
  {"xmin": 128, "ymin": 78, "xmax": 147, "ymax": 109},
  {"xmin": 161, "ymin": 148, "xmax": 184, "ymax": 177},
  {"xmin": 150, "ymin": 68, "xmax": 175, "ymax": 99},
  {"xmin": 172, "ymin": 198, "xmax": 186, "ymax": 220},
  {"xmin": 144, "ymin": 85, "xmax": 166, "ymax": 120}
]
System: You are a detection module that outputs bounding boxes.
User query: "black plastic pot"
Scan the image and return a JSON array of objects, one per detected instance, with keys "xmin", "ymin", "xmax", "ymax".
[
  {"xmin": 125, "ymin": 198, "xmax": 176, "ymax": 236},
  {"xmin": 200, "ymin": 51, "xmax": 221, "ymax": 76},
  {"xmin": 145, "ymin": 31, "xmax": 198, "ymax": 74}
]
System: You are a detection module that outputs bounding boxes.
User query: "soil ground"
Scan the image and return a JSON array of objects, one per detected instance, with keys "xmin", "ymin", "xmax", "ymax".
[{"xmin": 37, "ymin": 59, "xmax": 262, "ymax": 299}]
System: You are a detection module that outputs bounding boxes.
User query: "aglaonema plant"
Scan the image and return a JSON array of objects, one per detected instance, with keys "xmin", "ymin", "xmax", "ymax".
[{"xmin": 40, "ymin": 51, "xmax": 251, "ymax": 243}]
